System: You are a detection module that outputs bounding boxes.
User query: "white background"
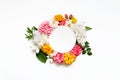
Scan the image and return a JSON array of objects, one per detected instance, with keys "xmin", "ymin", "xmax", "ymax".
[{"xmin": 0, "ymin": 0, "xmax": 120, "ymax": 80}]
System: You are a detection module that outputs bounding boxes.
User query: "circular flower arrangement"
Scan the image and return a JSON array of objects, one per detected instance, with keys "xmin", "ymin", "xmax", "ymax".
[{"xmin": 25, "ymin": 14, "xmax": 92, "ymax": 65}]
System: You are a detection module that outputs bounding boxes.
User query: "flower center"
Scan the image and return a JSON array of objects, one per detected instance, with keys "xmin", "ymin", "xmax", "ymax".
[{"xmin": 48, "ymin": 26, "xmax": 76, "ymax": 53}]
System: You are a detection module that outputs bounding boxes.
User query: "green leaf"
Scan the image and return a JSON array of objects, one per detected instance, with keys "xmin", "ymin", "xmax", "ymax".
[
  {"xmin": 32, "ymin": 26, "xmax": 38, "ymax": 30},
  {"xmin": 27, "ymin": 27, "xmax": 32, "ymax": 33},
  {"xmin": 85, "ymin": 45, "xmax": 89, "ymax": 48},
  {"xmin": 82, "ymin": 50, "xmax": 86, "ymax": 55},
  {"xmin": 85, "ymin": 26, "xmax": 92, "ymax": 31},
  {"xmin": 87, "ymin": 52, "xmax": 92, "ymax": 56},
  {"xmin": 82, "ymin": 41, "xmax": 93, "ymax": 56},
  {"xmin": 25, "ymin": 34, "xmax": 32, "ymax": 40},
  {"xmin": 36, "ymin": 50, "xmax": 48, "ymax": 63},
  {"xmin": 85, "ymin": 41, "xmax": 89, "ymax": 45},
  {"xmin": 25, "ymin": 34, "xmax": 28, "ymax": 37},
  {"xmin": 87, "ymin": 48, "xmax": 91, "ymax": 52},
  {"xmin": 25, "ymin": 26, "xmax": 38, "ymax": 40},
  {"xmin": 85, "ymin": 41, "xmax": 89, "ymax": 48}
]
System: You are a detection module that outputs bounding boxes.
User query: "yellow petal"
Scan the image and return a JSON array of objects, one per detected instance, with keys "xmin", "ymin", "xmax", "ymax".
[{"xmin": 71, "ymin": 16, "xmax": 77, "ymax": 24}]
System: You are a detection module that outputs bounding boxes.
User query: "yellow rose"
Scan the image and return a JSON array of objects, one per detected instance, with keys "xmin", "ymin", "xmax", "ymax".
[
  {"xmin": 54, "ymin": 14, "xmax": 66, "ymax": 21},
  {"xmin": 64, "ymin": 52, "xmax": 76, "ymax": 65},
  {"xmin": 41, "ymin": 43, "xmax": 54, "ymax": 55}
]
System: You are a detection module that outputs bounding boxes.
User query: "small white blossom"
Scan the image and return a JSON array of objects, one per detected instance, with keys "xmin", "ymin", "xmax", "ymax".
[
  {"xmin": 30, "ymin": 45, "xmax": 39, "ymax": 53},
  {"xmin": 46, "ymin": 56, "xmax": 53, "ymax": 64},
  {"xmin": 49, "ymin": 58, "xmax": 53, "ymax": 64}
]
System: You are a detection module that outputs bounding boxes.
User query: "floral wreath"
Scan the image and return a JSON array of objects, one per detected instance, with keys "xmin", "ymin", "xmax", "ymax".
[{"xmin": 25, "ymin": 14, "xmax": 92, "ymax": 65}]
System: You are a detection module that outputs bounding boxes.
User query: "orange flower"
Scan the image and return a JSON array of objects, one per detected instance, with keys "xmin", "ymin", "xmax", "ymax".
[
  {"xmin": 41, "ymin": 43, "xmax": 54, "ymax": 55},
  {"xmin": 54, "ymin": 14, "xmax": 66, "ymax": 21}
]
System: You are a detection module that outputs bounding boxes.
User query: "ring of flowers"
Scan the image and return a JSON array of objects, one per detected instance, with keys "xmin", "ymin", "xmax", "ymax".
[{"xmin": 25, "ymin": 14, "xmax": 92, "ymax": 65}]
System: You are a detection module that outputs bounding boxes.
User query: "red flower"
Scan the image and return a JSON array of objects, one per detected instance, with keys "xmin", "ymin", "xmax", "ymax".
[{"xmin": 58, "ymin": 20, "xmax": 66, "ymax": 26}]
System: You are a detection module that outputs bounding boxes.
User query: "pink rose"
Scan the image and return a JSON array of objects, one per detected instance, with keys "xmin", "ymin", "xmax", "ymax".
[
  {"xmin": 38, "ymin": 21, "xmax": 54, "ymax": 35},
  {"xmin": 70, "ymin": 44, "xmax": 82, "ymax": 56},
  {"xmin": 52, "ymin": 53, "xmax": 64, "ymax": 64}
]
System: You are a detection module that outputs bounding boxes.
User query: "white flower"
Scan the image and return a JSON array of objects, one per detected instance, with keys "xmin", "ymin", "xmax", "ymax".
[
  {"xmin": 48, "ymin": 58, "xmax": 53, "ymax": 64},
  {"xmin": 65, "ymin": 20, "xmax": 74, "ymax": 27},
  {"xmin": 32, "ymin": 31, "xmax": 48, "ymax": 47},
  {"xmin": 71, "ymin": 24, "xmax": 86, "ymax": 46},
  {"xmin": 30, "ymin": 44, "xmax": 39, "ymax": 53},
  {"xmin": 30, "ymin": 31, "xmax": 49, "ymax": 53},
  {"xmin": 46, "ymin": 56, "xmax": 53, "ymax": 64}
]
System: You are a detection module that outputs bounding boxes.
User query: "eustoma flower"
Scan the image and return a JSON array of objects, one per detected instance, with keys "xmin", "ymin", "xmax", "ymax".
[{"xmin": 38, "ymin": 21, "xmax": 54, "ymax": 35}]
